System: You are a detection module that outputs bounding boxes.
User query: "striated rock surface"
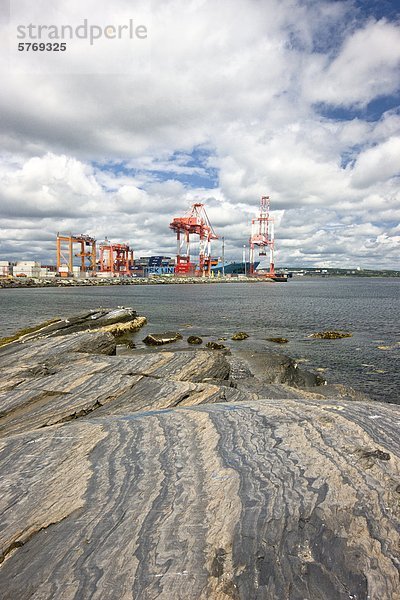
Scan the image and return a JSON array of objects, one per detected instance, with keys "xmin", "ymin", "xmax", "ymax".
[
  {"xmin": 0, "ymin": 307, "xmax": 146, "ymax": 348},
  {"xmin": 0, "ymin": 344, "xmax": 233, "ymax": 438},
  {"xmin": 0, "ymin": 309, "xmax": 399, "ymax": 600},
  {"xmin": 235, "ymin": 350, "xmax": 327, "ymax": 388}
]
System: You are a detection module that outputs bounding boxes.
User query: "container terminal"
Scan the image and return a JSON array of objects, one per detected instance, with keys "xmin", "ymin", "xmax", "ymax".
[{"xmin": 1, "ymin": 196, "xmax": 289, "ymax": 282}]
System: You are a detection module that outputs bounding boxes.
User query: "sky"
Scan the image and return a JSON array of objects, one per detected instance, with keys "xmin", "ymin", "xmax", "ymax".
[{"xmin": 0, "ymin": 0, "xmax": 399, "ymax": 269}]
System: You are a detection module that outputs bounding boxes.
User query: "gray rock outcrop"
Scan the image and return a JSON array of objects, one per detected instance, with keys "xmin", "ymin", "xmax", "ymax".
[{"xmin": 0, "ymin": 309, "xmax": 399, "ymax": 600}]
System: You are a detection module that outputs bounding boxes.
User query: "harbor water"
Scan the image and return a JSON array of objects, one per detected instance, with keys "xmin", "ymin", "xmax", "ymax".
[{"xmin": 0, "ymin": 277, "xmax": 399, "ymax": 404}]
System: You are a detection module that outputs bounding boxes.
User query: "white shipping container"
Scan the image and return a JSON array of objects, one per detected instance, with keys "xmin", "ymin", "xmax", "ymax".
[
  {"xmin": 39, "ymin": 268, "xmax": 57, "ymax": 278},
  {"xmin": 16, "ymin": 261, "xmax": 41, "ymax": 268},
  {"xmin": 0, "ymin": 261, "xmax": 10, "ymax": 276},
  {"xmin": 12, "ymin": 267, "xmax": 41, "ymax": 278}
]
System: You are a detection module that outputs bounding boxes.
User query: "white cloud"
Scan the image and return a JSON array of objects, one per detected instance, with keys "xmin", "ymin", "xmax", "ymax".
[
  {"xmin": 0, "ymin": 153, "xmax": 102, "ymax": 218},
  {"xmin": 304, "ymin": 19, "xmax": 400, "ymax": 107},
  {"xmin": 351, "ymin": 137, "xmax": 400, "ymax": 188}
]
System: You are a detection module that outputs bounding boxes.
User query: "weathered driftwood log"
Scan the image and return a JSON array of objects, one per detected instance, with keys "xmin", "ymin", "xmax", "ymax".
[{"xmin": 0, "ymin": 309, "xmax": 399, "ymax": 600}]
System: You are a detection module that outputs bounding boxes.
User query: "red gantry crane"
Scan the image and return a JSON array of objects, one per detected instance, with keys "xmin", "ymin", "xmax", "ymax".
[
  {"xmin": 249, "ymin": 196, "xmax": 275, "ymax": 276},
  {"xmin": 99, "ymin": 240, "xmax": 134, "ymax": 276},
  {"xmin": 169, "ymin": 203, "xmax": 218, "ymax": 277}
]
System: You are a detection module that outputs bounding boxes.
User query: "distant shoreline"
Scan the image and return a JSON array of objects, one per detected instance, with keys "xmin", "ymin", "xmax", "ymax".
[
  {"xmin": 1, "ymin": 272, "xmax": 399, "ymax": 289},
  {"xmin": 0, "ymin": 276, "xmax": 278, "ymax": 289}
]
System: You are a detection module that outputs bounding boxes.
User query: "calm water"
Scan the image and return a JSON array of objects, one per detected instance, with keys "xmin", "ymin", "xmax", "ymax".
[{"xmin": 0, "ymin": 278, "xmax": 399, "ymax": 404}]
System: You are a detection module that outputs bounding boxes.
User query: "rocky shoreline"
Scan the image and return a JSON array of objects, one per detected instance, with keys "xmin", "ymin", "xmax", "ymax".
[
  {"xmin": 0, "ymin": 308, "xmax": 399, "ymax": 599},
  {"xmin": 0, "ymin": 276, "xmax": 275, "ymax": 289}
]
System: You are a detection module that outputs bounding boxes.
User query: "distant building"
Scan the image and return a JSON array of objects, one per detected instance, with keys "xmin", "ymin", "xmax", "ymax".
[
  {"xmin": 12, "ymin": 261, "xmax": 41, "ymax": 278},
  {"xmin": 0, "ymin": 261, "xmax": 11, "ymax": 276}
]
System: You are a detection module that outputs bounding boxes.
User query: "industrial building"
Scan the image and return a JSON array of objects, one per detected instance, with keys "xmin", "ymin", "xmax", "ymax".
[
  {"xmin": 0, "ymin": 261, "xmax": 57, "ymax": 279},
  {"xmin": 0, "ymin": 261, "xmax": 10, "ymax": 277}
]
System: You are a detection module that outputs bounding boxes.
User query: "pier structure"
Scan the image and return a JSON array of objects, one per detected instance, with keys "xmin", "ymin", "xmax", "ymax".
[{"xmin": 169, "ymin": 203, "xmax": 218, "ymax": 277}]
